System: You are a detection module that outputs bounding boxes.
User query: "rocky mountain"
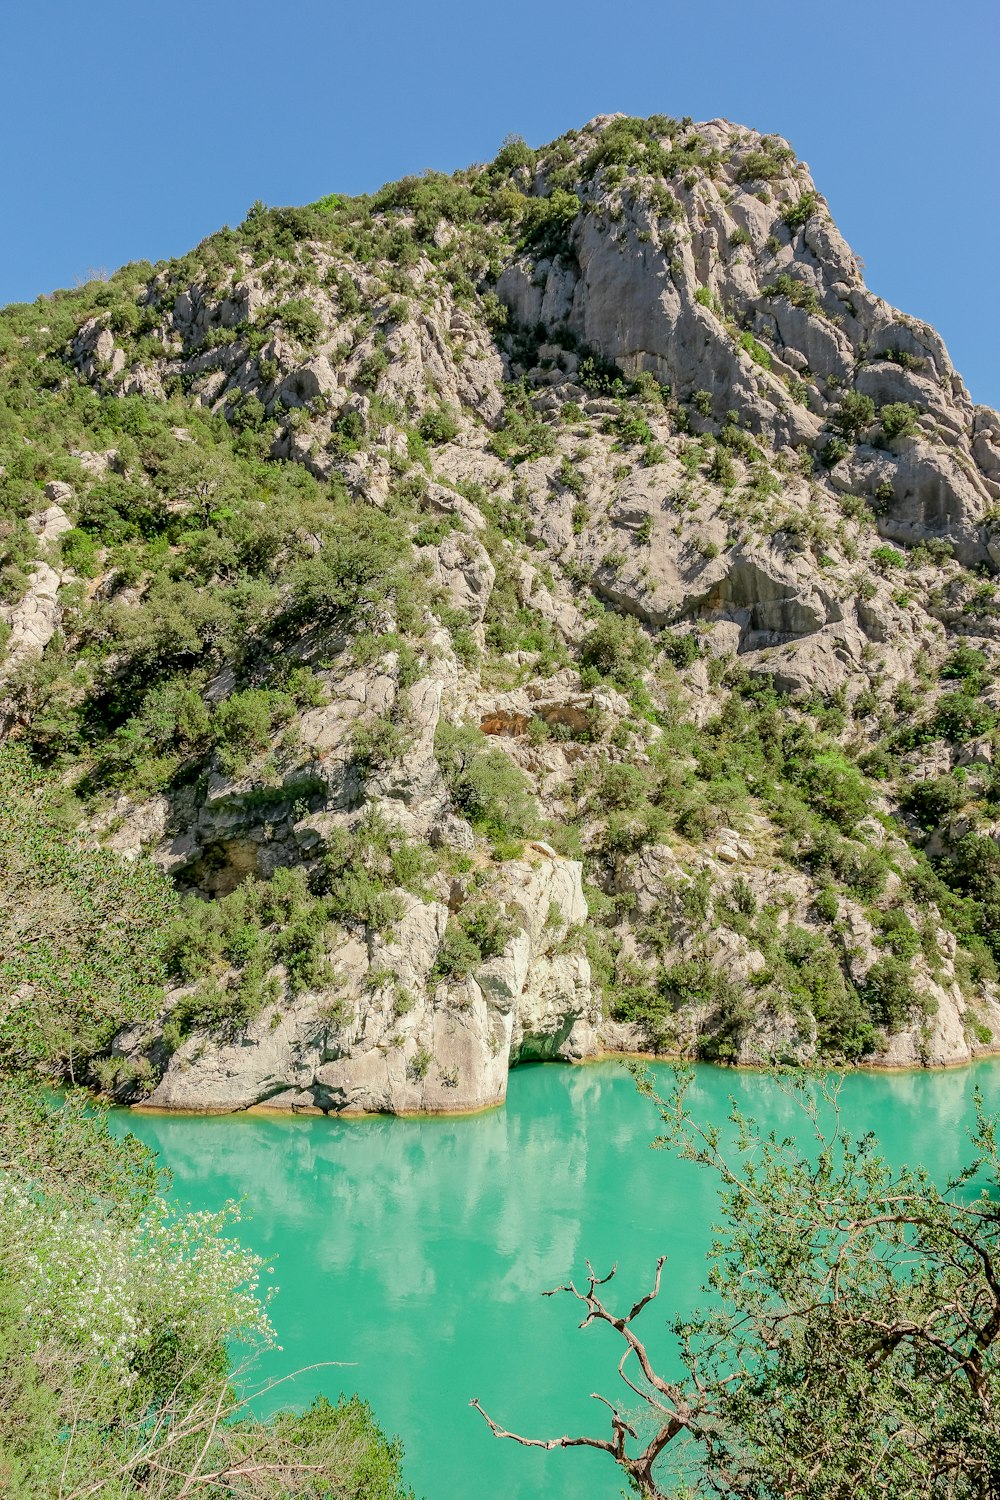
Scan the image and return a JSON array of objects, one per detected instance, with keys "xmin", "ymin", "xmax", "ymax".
[{"xmin": 3, "ymin": 113, "xmax": 1000, "ymax": 1113}]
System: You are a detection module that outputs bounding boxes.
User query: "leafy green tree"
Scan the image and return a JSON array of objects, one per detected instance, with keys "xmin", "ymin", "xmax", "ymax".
[
  {"xmin": 474, "ymin": 1068, "xmax": 1000, "ymax": 1498},
  {"xmin": 0, "ymin": 745, "xmax": 176, "ymax": 1074},
  {"xmin": 434, "ymin": 722, "xmax": 537, "ymax": 838},
  {"xmin": 579, "ymin": 612, "xmax": 653, "ymax": 688}
]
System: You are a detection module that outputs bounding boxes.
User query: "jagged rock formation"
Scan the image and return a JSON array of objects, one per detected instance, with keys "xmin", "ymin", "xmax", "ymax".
[
  {"xmin": 4, "ymin": 112, "xmax": 1000, "ymax": 1112},
  {"xmin": 114, "ymin": 843, "xmax": 595, "ymax": 1113}
]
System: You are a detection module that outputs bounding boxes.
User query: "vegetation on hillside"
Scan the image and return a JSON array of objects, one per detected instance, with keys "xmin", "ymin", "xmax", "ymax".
[{"xmin": 1, "ymin": 112, "xmax": 998, "ymax": 1086}]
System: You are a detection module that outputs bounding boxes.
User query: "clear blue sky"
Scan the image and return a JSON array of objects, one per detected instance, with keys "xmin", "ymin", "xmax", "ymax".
[{"xmin": 5, "ymin": 0, "xmax": 998, "ymax": 408}]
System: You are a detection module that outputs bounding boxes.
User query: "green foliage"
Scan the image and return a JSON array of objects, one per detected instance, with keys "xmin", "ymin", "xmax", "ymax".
[
  {"xmin": 737, "ymin": 144, "xmax": 794, "ymax": 182},
  {"xmin": 579, "ymin": 613, "xmax": 652, "ymax": 688},
  {"xmin": 492, "ymin": 133, "xmax": 536, "ymax": 175},
  {"xmin": 819, "ymin": 434, "xmax": 848, "ymax": 468},
  {"xmin": 941, "ymin": 642, "xmax": 989, "ymax": 688},
  {"xmin": 165, "ymin": 865, "xmax": 334, "ymax": 1034},
  {"xmin": 287, "ymin": 504, "xmax": 409, "ymax": 624},
  {"xmin": 432, "ymin": 898, "xmax": 516, "ymax": 982},
  {"xmin": 781, "ymin": 189, "xmax": 819, "ymax": 229},
  {"xmin": 707, "ymin": 445, "xmax": 737, "ymax": 490},
  {"xmin": 880, "ymin": 401, "xmax": 919, "ymax": 440},
  {"xmin": 946, "ymin": 833, "xmax": 1000, "ymax": 963},
  {"xmin": 434, "ymin": 721, "xmax": 538, "ymax": 840},
  {"xmin": 580, "ymin": 116, "xmax": 717, "ymax": 186},
  {"xmin": 213, "ymin": 687, "xmax": 295, "ymax": 772},
  {"xmin": 497, "ymin": 1071, "xmax": 1000, "ymax": 1499},
  {"xmin": 830, "ymin": 389, "xmax": 875, "ymax": 440},
  {"xmin": 593, "ymin": 762, "xmax": 652, "ymax": 811},
  {"xmin": 761, "ymin": 272, "xmax": 821, "ymax": 314},
  {"xmin": 518, "ymin": 189, "xmax": 581, "ymax": 257},
  {"xmin": 0, "ymin": 1076, "xmax": 414, "ymax": 1499},
  {"xmin": 860, "ymin": 954, "xmax": 924, "ymax": 1030},
  {"xmin": 488, "ymin": 384, "xmax": 557, "ymax": 462},
  {"xmin": 659, "ymin": 629, "xmax": 701, "ymax": 667},
  {"xmin": 274, "ymin": 297, "xmax": 324, "ymax": 346},
  {"xmin": 800, "ymin": 750, "xmax": 871, "ymax": 831},
  {"xmin": 737, "ymin": 329, "xmax": 771, "ymax": 370},
  {"xmin": 901, "ymin": 773, "xmax": 966, "ymax": 830},
  {"xmin": 872, "ymin": 542, "xmax": 906, "ymax": 571},
  {"xmin": 0, "ymin": 746, "xmax": 176, "ymax": 1073},
  {"xmin": 417, "ymin": 403, "xmax": 460, "ymax": 444},
  {"xmin": 932, "ymin": 691, "xmax": 996, "ymax": 743}
]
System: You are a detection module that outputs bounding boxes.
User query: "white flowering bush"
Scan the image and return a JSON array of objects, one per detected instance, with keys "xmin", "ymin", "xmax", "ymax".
[
  {"xmin": 0, "ymin": 1085, "xmax": 414, "ymax": 1499},
  {"xmin": 2, "ymin": 1178, "xmax": 273, "ymax": 1411}
]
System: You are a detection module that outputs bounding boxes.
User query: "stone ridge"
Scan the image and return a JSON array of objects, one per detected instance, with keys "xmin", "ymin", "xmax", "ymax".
[{"xmin": 3, "ymin": 112, "xmax": 1000, "ymax": 1112}]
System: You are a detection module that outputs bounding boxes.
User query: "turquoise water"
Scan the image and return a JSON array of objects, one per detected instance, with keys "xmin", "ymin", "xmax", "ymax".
[{"xmin": 115, "ymin": 1060, "xmax": 1000, "ymax": 1499}]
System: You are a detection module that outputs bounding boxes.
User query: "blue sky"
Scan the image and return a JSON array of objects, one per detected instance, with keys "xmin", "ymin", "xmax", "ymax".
[{"xmin": 4, "ymin": 0, "xmax": 998, "ymax": 407}]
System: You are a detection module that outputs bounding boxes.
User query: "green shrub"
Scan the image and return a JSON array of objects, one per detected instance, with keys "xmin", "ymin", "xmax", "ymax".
[
  {"xmin": 880, "ymin": 402, "xmax": 919, "ymax": 440},
  {"xmin": 781, "ymin": 190, "xmax": 819, "ymax": 229},
  {"xmin": 352, "ymin": 715, "xmax": 409, "ymax": 768},
  {"xmin": 417, "ymin": 404, "xmax": 460, "ymax": 444},
  {"xmin": 579, "ymin": 613, "xmax": 653, "ymax": 687},
  {"xmin": 875, "ymin": 908, "xmax": 922, "ymax": 961},
  {"xmin": 861, "ymin": 955, "xmax": 923, "ymax": 1031},
  {"xmin": 660, "ymin": 630, "xmax": 701, "ymax": 667},
  {"xmin": 801, "ymin": 751, "xmax": 871, "ymax": 832},
  {"xmin": 736, "ymin": 142, "xmax": 793, "ymax": 182},
  {"xmin": 434, "ymin": 722, "xmax": 537, "ymax": 838},
  {"xmin": 901, "ymin": 774, "xmax": 965, "ymax": 831},
  {"xmin": 593, "ymin": 762, "xmax": 651, "ymax": 812},
  {"xmin": 830, "ymin": 390, "xmax": 875, "ymax": 441},
  {"xmin": 492, "ymin": 133, "xmax": 536, "ymax": 175},
  {"xmin": 737, "ymin": 330, "xmax": 771, "ymax": 370},
  {"xmin": 0, "ymin": 746, "xmax": 176, "ymax": 1071},
  {"xmin": 761, "ymin": 273, "xmax": 821, "ymax": 314},
  {"xmin": 941, "ymin": 643, "xmax": 989, "ymax": 686},
  {"xmin": 213, "ymin": 688, "xmax": 294, "ymax": 772},
  {"xmin": 707, "ymin": 447, "xmax": 737, "ymax": 490},
  {"xmin": 872, "ymin": 544, "xmax": 906, "ymax": 571},
  {"xmin": 519, "ymin": 189, "xmax": 581, "ymax": 257},
  {"xmin": 275, "ymin": 298, "xmax": 324, "ymax": 346},
  {"xmin": 60, "ymin": 527, "xmax": 100, "ymax": 576},
  {"xmin": 432, "ymin": 899, "xmax": 515, "ymax": 983},
  {"xmin": 932, "ymin": 692, "xmax": 996, "ymax": 743}
]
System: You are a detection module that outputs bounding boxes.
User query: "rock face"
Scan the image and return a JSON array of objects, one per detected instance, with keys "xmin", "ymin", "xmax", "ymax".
[
  {"xmin": 6, "ymin": 111, "xmax": 1000, "ymax": 1109},
  {"xmin": 117, "ymin": 847, "xmax": 597, "ymax": 1114}
]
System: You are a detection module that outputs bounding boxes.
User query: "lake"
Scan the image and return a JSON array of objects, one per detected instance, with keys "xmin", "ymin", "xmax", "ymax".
[{"xmin": 115, "ymin": 1058, "xmax": 1000, "ymax": 1499}]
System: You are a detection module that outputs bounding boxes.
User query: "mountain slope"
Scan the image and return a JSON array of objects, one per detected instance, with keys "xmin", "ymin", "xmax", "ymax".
[{"xmin": 3, "ymin": 112, "xmax": 1000, "ymax": 1112}]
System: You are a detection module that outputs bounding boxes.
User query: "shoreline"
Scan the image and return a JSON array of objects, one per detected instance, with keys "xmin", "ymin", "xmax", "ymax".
[{"xmin": 120, "ymin": 1040, "xmax": 1000, "ymax": 1121}]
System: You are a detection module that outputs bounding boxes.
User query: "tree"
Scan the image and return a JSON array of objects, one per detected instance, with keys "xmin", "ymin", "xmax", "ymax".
[
  {"xmin": 579, "ymin": 612, "xmax": 652, "ymax": 688},
  {"xmin": 0, "ymin": 744, "xmax": 177, "ymax": 1075},
  {"xmin": 472, "ymin": 1066, "xmax": 1000, "ymax": 1498},
  {"xmin": 829, "ymin": 389, "xmax": 875, "ymax": 441},
  {"xmin": 0, "ymin": 1074, "xmax": 415, "ymax": 1500}
]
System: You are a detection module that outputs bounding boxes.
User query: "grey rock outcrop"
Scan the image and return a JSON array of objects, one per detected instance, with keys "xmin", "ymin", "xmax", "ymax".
[{"xmin": 117, "ymin": 846, "xmax": 597, "ymax": 1114}]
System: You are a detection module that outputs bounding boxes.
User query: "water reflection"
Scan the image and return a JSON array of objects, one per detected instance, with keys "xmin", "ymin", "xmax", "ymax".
[{"xmin": 117, "ymin": 1059, "xmax": 1000, "ymax": 1500}]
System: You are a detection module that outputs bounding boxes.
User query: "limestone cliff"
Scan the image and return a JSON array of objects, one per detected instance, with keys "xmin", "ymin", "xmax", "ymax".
[{"xmin": 4, "ymin": 113, "xmax": 1000, "ymax": 1111}]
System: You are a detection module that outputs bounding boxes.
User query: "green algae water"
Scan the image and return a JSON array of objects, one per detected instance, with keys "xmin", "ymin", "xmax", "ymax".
[{"xmin": 115, "ymin": 1060, "xmax": 1000, "ymax": 1499}]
